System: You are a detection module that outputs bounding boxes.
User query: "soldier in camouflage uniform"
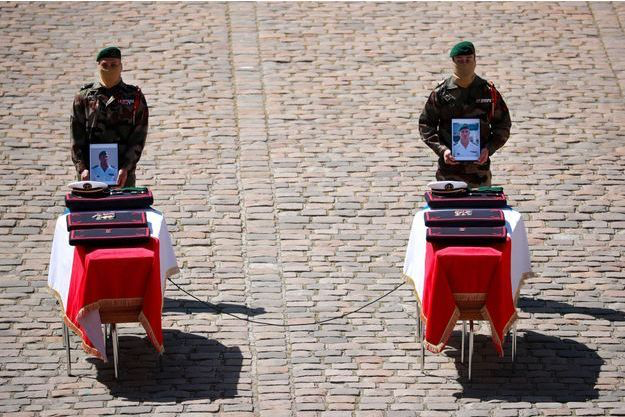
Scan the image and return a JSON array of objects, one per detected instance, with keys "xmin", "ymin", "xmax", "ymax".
[
  {"xmin": 71, "ymin": 47, "xmax": 148, "ymax": 187},
  {"xmin": 419, "ymin": 41, "xmax": 511, "ymax": 187}
]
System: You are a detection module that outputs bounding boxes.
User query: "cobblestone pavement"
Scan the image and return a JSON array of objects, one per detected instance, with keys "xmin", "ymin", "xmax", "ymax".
[{"xmin": 1, "ymin": 2, "xmax": 625, "ymax": 416}]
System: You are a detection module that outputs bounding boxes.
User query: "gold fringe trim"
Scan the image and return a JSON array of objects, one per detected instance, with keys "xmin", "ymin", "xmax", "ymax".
[
  {"xmin": 48, "ymin": 287, "xmax": 66, "ymax": 319},
  {"xmin": 424, "ymin": 307, "xmax": 460, "ymax": 354},
  {"xmin": 453, "ymin": 293, "xmax": 487, "ymax": 302},
  {"xmin": 138, "ymin": 311, "xmax": 164, "ymax": 354},
  {"xmin": 48, "ymin": 262, "xmax": 173, "ymax": 361},
  {"xmin": 75, "ymin": 298, "xmax": 144, "ymax": 323},
  {"xmin": 514, "ymin": 271, "xmax": 534, "ymax": 303},
  {"xmin": 63, "ymin": 314, "xmax": 107, "ymax": 362},
  {"xmin": 480, "ymin": 305, "xmax": 518, "ymax": 357},
  {"xmin": 71, "ymin": 298, "xmax": 147, "ymax": 362},
  {"xmin": 50, "ymin": 287, "xmax": 107, "ymax": 361},
  {"xmin": 402, "ymin": 273, "xmax": 427, "ymax": 323},
  {"xmin": 165, "ymin": 266, "xmax": 179, "ymax": 279},
  {"xmin": 403, "ymin": 268, "xmax": 527, "ymax": 356}
]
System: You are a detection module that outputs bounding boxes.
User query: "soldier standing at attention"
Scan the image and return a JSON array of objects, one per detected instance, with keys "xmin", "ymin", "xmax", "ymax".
[
  {"xmin": 419, "ymin": 41, "xmax": 511, "ymax": 187},
  {"xmin": 70, "ymin": 47, "xmax": 148, "ymax": 187}
]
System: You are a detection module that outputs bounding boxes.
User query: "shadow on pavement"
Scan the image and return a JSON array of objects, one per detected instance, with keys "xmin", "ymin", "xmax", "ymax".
[
  {"xmin": 92, "ymin": 329, "xmax": 243, "ymax": 402},
  {"xmin": 518, "ymin": 297, "xmax": 625, "ymax": 322},
  {"xmin": 163, "ymin": 296, "xmax": 266, "ymax": 317},
  {"xmin": 447, "ymin": 330, "xmax": 603, "ymax": 402}
]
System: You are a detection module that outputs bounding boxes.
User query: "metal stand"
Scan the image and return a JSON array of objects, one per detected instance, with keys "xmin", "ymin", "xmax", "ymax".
[
  {"xmin": 418, "ymin": 304, "xmax": 518, "ymax": 381},
  {"xmin": 111, "ymin": 323, "xmax": 119, "ymax": 379},
  {"xmin": 461, "ymin": 320, "xmax": 466, "ymax": 363},
  {"xmin": 63, "ymin": 322, "xmax": 72, "ymax": 376},
  {"xmin": 468, "ymin": 321, "xmax": 474, "ymax": 381},
  {"xmin": 512, "ymin": 323, "xmax": 517, "ymax": 362},
  {"xmin": 417, "ymin": 302, "xmax": 424, "ymax": 372},
  {"xmin": 460, "ymin": 320, "xmax": 475, "ymax": 380}
]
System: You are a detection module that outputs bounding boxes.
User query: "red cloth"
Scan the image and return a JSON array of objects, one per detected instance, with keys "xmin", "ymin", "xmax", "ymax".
[
  {"xmin": 422, "ymin": 237, "xmax": 515, "ymax": 356},
  {"xmin": 65, "ymin": 238, "xmax": 163, "ymax": 359}
]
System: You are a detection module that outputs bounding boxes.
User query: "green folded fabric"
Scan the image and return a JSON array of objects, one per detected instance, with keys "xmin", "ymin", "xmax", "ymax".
[
  {"xmin": 472, "ymin": 186, "xmax": 504, "ymax": 193},
  {"xmin": 120, "ymin": 186, "xmax": 148, "ymax": 193}
]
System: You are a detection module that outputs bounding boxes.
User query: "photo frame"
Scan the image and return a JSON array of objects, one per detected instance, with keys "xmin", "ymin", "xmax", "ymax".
[
  {"xmin": 451, "ymin": 118, "xmax": 480, "ymax": 161},
  {"xmin": 89, "ymin": 143, "xmax": 119, "ymax": 185}
]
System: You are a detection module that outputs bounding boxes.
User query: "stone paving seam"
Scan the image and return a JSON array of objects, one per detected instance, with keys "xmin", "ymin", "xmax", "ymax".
[
  {"xmin": 588, "ymin": 1, "xmax": 625, "ymax": 99},
  {"xmin": 225, "ymin": 3, "xmax": 261, "ymax": 414},
  {"xmin": 250, "ymin": 2, "xmax": 297, "ymax": 415}
]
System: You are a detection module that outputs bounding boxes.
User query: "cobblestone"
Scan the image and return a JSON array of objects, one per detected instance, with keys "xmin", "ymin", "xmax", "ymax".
[{"xmin": 1, "ymin": 1, "xmax": 625, "ymax": 416}]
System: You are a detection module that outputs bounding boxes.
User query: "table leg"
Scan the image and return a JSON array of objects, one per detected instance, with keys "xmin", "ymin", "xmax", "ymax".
[
  {"xmin": 417, "ymin": 302, "xmax": 424, "ymax": 372},
  {"xmin": 461, "ymin": 320, "xmax": 466, "ymax": 363},
  {"xmin": 111, "ymin": 323, "xmax": 119, "ymax": 379},
  {"xmin": 469, "ymin": 320, "xmax": 474, "ymax": 381},
  {"xmin": 512, "ymin": 322, "xmax": 517, "ymax": 362},
  {"xmin": 62, "ymin": 322, "xmax": 71, "ymax": 376}
]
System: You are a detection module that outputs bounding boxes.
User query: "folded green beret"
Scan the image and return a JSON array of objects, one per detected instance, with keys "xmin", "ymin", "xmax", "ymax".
[
  {"xmin": 450, "ymin": 41, "xmax": 475, "ymax": 58},
  {"xmin": 96, "ymin": 47, "xmax": 121, "ymax": 62}
]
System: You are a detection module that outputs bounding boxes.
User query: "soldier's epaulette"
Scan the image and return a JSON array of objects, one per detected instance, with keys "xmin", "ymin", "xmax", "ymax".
[
  {"xmin": 91, "ymin": 165, "xmax": 99, "ymax": 169},
  {"xmin": 122, "ymin": 83, "xmax": 140, "ymax": 92}
]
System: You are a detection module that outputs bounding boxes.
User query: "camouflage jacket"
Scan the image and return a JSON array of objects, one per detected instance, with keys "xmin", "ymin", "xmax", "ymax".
[
  {"xmin": 419, "ymin": 75, "xmax": 511, "ymax": 168},
  {"xmin": 70, "ymin": 80, "xmax": 148, "ymax": 174}
]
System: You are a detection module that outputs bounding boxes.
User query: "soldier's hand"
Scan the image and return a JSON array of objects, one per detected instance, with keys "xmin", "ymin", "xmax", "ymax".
[
  {"xmin": 443, "ymin": 149, "xmax": 458, "ymax": 165},
  {"xmin": 477, "ymin": 148, "xmax": 489, "ymax": 165},
  {"xmin": 80, "ymin": 169, "xmax": 89, "ymax": 181},
  {"xmin": 116, "ymin": 168, "xmax": 128, "ymax": 188}
]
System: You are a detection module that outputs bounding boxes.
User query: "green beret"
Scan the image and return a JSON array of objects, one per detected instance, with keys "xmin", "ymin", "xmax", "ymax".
[
  {"xmin": 450, "ymin": 41, "xmax": 475, "ymax": 58},
  {"xmin": 460, "ymin": 124, "xmax": 469, "ymax": 131},
  {"xmin": 96, "ymin": 47, "xmax": 121, "ymax": 62}
]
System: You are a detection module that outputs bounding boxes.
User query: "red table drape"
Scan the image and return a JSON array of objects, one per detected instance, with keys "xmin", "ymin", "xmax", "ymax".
[
  {"xmin": 64, "ymin": 238, "xmax": 163, "ymax": 360},
  {"xmin": 421, "ymin": 237, "xmax": 515, "ymax": 356}
]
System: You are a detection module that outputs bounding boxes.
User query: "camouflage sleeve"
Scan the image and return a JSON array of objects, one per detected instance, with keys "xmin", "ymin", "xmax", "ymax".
[
  {"xmin": 70, "ymin": 92, "xmax": 88, "ymax": 173},
  {"xmin": 121, "ymin": 90, "xmax": 148, "ymax": 171},
  {"xmin": 419, "ymin": 90, "xmax": 447, "ymax": 157},
  {"xmin": 487, "ymin": 89, "xmax": 511, "ymax": 156}
]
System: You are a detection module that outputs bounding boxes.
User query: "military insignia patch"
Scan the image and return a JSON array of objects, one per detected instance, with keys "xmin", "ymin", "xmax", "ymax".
[{"xmin": 92, "ymin": 212, "xmax": 116, "ymax": 221}]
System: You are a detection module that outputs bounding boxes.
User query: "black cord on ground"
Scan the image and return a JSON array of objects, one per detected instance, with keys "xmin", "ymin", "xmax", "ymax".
[{"xmin": 167, "ymin": 278, "xmax": 406, "ymax": 328}]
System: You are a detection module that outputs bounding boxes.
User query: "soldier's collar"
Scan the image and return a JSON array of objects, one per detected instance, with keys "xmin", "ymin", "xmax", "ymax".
[
  {"xmin": 95, "ymin": 78, "xmax": 125, "ymax": 91},
  {"xmin": 445, "ymin": 74, "xmax": 486, "ymax": 90}
]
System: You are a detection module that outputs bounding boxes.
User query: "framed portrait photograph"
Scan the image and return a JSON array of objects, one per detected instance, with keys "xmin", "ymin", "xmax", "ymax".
[
  {"xmin": 451, "ymin": 119, "xmax": 480, "ymax": 161},
  {"xmin": 89, "ymin": 143, "xmax": 119, "ymax": 185}
]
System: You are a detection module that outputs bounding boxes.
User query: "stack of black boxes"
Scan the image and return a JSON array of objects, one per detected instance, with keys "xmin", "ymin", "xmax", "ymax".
[
  {"xmin": 65, "ymin": 187, "xmax": 154, "ymax": 246},
  {"xmin": 424, "ymin": 187, "xmax": 508, "ymax": 244}
]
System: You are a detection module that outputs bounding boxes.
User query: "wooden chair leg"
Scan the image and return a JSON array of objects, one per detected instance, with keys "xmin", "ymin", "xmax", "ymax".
[
  {"xmin": 63, "ymin": 322, "xmax": 72, "ymax": 376},
  {"xmin": 111, "ymin": 323, "xmax": 119, "ymax": 379}
]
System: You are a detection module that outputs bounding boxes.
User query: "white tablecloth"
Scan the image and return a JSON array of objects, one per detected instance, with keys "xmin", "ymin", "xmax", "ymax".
[
  {"xmin": 47, "ymin": 209, "xmax": 178, "ymax": 360},
  {"xmin": 403, "ymin": 208, "xmax": 532, "ymax": 303}
]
